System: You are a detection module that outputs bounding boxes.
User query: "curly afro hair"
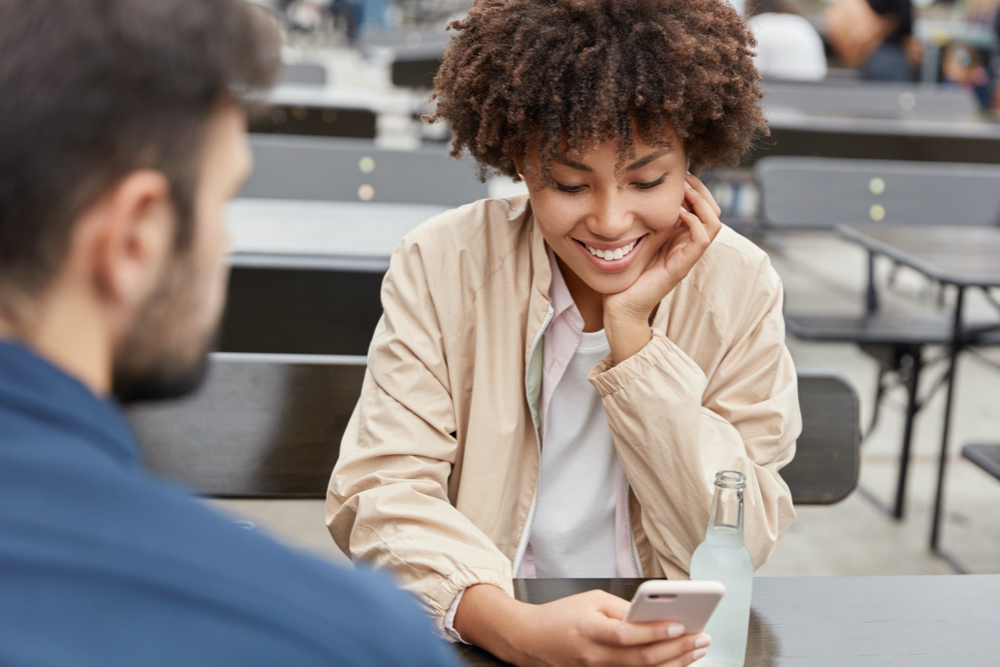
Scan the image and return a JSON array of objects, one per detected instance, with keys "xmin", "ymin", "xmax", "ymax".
[{"xmin": 429, "ymin": 0, "xmax": 767, "ymax": 180}]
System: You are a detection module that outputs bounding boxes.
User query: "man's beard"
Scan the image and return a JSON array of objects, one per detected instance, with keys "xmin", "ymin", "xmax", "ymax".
[{"xmin": 111, "ymin": 252, "xmax": 220, "ymax": 405}]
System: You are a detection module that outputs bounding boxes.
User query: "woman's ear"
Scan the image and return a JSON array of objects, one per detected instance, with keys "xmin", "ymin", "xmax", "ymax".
[{"xmin": 512, "ymin": 158, "xmax": 526, "ymax": 182}]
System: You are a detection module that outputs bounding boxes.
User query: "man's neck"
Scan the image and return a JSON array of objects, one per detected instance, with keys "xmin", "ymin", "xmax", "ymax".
[{"xmin": 0, "ymin": 299, "xmax": 112, "ymax": 397}]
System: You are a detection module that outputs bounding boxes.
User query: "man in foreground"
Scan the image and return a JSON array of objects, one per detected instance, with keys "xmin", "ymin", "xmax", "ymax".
[{"xmin": 0, "ymin": 1, "xmax": 456, "ymax": 664}]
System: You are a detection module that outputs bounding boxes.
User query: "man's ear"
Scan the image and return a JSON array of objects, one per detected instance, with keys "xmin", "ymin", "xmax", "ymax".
[{"xmin": 84, "ymin": 169, "xmax": 175, "ymax": 310}]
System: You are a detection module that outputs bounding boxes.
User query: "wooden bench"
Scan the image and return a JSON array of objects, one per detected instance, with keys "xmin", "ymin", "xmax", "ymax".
[
  {"xmin": 128, "ymin": 353, "xmax": 366, "ymax": 498},
  {"xmin": 128, "ymin": 355, "xmax": 859, "ymax": 506}
]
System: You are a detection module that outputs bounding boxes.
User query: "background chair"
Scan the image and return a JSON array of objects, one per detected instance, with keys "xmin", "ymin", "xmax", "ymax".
[
  {"xmin": 762, "ymin": 81, "xmax": 979, "ymax": 122},
  {"xmin": 756, "ymin": 156, "xmax": 1000, "ymax": 231},
  {"xmin": 240, "ymin": 133, "xmax": 487, "ymax": 206}
]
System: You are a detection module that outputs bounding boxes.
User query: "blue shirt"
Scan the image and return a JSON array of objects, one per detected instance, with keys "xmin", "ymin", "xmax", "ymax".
[{"xmin": 0, "ymin": 340, "xmax": 458, "ymax": 667}]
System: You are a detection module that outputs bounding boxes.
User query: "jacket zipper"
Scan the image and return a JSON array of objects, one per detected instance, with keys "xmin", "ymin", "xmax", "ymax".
[
  {"xmin": 511, "ymin": 305, "xmax": 555, "ymax": 577},
  {"xmin": 624, "ymin": 480, "xmax": 644, "ymax": 577}
]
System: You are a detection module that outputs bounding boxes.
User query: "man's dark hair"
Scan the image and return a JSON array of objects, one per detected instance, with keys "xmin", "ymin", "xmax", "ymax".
[
  {"xmin": 429, "ymin": 0, "xmax": 768, "ymax": 180},
  {"xmin": 0, "ymin": 0, "xmax": 280, "ymax": 308}
]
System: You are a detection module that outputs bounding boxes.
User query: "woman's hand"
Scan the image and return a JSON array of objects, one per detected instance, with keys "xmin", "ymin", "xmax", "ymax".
[
  {"xmin": 455, "ymin": 585, "xmax": 710, "ymax": 666},
  {"xmin": 603, "ymin": 174, "xmax": 723, "ymax": 364}
]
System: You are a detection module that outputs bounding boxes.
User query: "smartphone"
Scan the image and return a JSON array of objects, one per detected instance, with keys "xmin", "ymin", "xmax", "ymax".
[{"xmin": 623, "ymin": 580, "xmax": 725, "ymax": 633}]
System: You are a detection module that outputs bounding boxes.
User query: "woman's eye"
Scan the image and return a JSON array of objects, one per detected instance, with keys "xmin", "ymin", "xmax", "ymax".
[
  {"xmin": 634, "ymin": 176, "xmax": 666, "ymax": 190},
  {"xmin": 555, "ymin": 182, "xmax": 586, "ymax": 193}
]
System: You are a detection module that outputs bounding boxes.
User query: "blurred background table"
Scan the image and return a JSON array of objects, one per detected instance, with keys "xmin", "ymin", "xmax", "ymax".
[
  {"xmin": 455, "ymin": 576, "xmax": 1000, "ymax": 666},
  {"xmin": 836, "ymin": 224, "xmax": 1000, "ymax": 570},
  {"xmin": 219, "ymin": 198, "xmax": 449, "ymax": 355},
  {"xmin": 227, "ymin": 198, "xmax": 448, "ymax": 272}
]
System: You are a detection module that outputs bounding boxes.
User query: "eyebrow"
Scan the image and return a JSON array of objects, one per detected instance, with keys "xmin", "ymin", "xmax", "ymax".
[
  {"xmin": 624, "ymin": 150, "xmax": 670, "ymax": 172},
  {"xmin": 553, "ymin": 149, "xmax": 672, "ymax": 173}
]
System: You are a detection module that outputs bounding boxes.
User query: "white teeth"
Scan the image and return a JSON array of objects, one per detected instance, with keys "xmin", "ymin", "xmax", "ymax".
[{"xmin": 586, "ymin": 239, "xmax": 638, "ymax": 261}]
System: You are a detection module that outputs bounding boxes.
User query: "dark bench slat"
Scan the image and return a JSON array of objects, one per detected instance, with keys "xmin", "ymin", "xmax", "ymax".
[
  {"xmin": 962, "ymin": 444, "xmax": 1000, "ymax": 480},
  {"xmin": 129, "ymin": 356, "xmax": 366, "ymax": 498},
  {"xmin": 785, "ymin": 313, "xmax": 1000, "ymax": 347}
]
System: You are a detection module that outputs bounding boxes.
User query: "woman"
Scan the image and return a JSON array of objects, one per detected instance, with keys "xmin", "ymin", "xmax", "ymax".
[{"xmin": 327, "ymin": 1, "xmax": 800, "ymax": 664}]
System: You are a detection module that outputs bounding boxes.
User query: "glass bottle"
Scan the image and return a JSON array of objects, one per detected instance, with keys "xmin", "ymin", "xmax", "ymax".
[{"xmin": 689, "ymin": 470, "xmax": 753, "ymax": 666}]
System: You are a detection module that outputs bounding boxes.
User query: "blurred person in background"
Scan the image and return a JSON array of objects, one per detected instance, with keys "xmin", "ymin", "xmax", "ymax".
[
  {"xmin": 941, "ymin": 42, "xmax": 991, "ymax": 109},
  {"xmin": 827, "ymin": 0, "xmax": 919, "ymax": 81},
  {"xmin": 0, "ymin": 0, "xmax": 457, "ymax": 665},
  {"xmin": 328, "ymin": 1, "xmax": 800, "ymax": 665},
  {"xmin": 747, "ymin": 0, "xmax": 828, "ymax": 81}
]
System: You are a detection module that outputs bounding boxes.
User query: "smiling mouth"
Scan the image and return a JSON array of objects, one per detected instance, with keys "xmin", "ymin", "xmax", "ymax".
[{"xmin": 577, "ymin": 235, "xmax": 647, "ymax": 261}]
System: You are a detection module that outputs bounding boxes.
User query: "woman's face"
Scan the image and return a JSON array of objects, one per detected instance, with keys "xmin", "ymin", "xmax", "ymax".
[{"xmin": 522, "ymin": 136, "xmax": 688, "ymax": 297}]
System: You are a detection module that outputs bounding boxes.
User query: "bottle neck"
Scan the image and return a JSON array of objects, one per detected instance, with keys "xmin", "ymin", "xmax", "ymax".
[{"xmin": 706, "ymin": 484, "xmax": 744, "ymax": 541}]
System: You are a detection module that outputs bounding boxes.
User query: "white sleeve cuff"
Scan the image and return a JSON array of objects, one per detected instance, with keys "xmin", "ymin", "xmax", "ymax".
[{"xmin": 443, "ymin": 588, "xmax": 470, "ymax": 644}]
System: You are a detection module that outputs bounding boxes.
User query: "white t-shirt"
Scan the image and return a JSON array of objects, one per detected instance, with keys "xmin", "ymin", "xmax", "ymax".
[
  {"xmin": 748, "ymin": 13, "xmax": 828, "ymax": 82},
  {"xmin": 529, "ymin": 328, "xmax": 621, "ymax": 578}
]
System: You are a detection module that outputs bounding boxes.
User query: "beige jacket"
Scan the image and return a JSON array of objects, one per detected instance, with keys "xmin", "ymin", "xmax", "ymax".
[{"xmin": 327, "ymin": 195, "xmax": 800, "ymax": 637}]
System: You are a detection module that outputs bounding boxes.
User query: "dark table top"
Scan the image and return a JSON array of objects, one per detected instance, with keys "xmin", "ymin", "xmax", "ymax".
[
  {"xmin": 837, "ymin": 224, "xmax": 1000, "ymax": 288},
  {"xmin": 455, "ymin": 576, "xmax": 1000, "ymax": 666}
]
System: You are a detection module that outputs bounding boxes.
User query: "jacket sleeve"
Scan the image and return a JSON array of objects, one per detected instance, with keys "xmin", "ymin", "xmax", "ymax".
[
  {"xmin": 588, "ymin": 258, "xmax": 799, "ymax": 576},
  {"xmin": 326, "ymin": 240, "xmax": 513, "ymax": 639}
]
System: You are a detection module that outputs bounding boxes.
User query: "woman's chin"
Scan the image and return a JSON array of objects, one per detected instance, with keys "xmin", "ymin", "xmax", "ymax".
[{"xmin": 580, "ymin": 268, "xmax": 642, "ymax": 296}]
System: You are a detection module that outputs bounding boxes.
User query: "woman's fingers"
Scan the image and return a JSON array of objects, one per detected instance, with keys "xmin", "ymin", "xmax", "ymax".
[
  {"xmin": 607, "ymin": 633, "xmax": 711, "ymax": 666},
  {"xmin": 587, "ymin": 616, "xmax": 685, "ymax": 648},
  {"xmin": 683, "ymin": 179, "xmax": 722, "ymax": 240},
  {"xmin": 662, "ymin": 643, "xmax": 711, "ymax": 667},
  {"xmin": 671, "ymin": 207, "xmax": 709, "ymax": 259},
  {"xmin": 683, "ymin": 190, "xmax": 721, "ymax": 240},
  {"xmin": 685, "ymin": 173, "xmax": 722, "ymax": 217},
  {"xmin": 595, "ymin": 591, "xmax": 632, "ymax": 621}
]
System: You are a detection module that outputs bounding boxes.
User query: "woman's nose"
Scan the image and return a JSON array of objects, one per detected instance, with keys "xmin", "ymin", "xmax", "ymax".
[{"xmin": 586, "ymin": 194, "xmax": 633, "ymax": 239}]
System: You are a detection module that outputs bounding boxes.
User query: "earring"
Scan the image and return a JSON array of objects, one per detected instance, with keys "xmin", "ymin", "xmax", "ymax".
[{"xmin": 517, "ymin": 173, "xmax": 526, "ymax": 180}]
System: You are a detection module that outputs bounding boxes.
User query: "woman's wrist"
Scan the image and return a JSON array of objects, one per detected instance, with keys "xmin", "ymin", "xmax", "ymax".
[
  {"xmin": 453, "ymin": 584, "xmax": 532, "ymax": 663},
  {"xmin": 604, "ymin": 313, "xmax": 653, "ymax": 364}
]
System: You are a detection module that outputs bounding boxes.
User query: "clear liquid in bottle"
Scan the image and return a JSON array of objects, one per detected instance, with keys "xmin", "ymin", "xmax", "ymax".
[{"xmin": 689, "ymin": 470, "xmax": 753, "ymax": 666}]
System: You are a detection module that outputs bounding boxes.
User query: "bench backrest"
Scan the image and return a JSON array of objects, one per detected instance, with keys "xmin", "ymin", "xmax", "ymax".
[
  {"xmin": 240, "ymin": 134, "xmax": 488, "ymax": 206},
  {"xmin": 130, "ymin": 358, "xmax": 860, "ymax": 505},
  {"xmin": 278, "ymin": 62, "xmax": 328, "ymax": 87},
  {"xmin": 219, "ymin": 265, "xmax": 383, "ymax": 356},
  {"xmin": 783, "ymin": 370, "xmax": 860, "ymax": 504},
  {"xmin": 756, "ymin": 156, "xmax": 1000, "ymax": 229},
  {"xmin": 762, "ymin": 81, "xmax": 979, "ymax": 121},
  {"xmin": 128, "ymin": 353, "xmax": 366, "ymax": 498}
]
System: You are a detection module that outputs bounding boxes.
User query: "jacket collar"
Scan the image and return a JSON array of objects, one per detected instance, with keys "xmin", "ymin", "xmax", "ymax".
[
  {"xmin": 522, "ymin": 200, "xmax": 558, "ymax": 368},
  {"xmin": 0, "ymin": 338, "xmax": 140, "ymax": 469},
  {"xmin": 546, "ymin": 246, "xmax": 583, "ymax": 327},
  {"xmin": 525, "ymin": 198, "xmax": 554, "ymax": 305}
]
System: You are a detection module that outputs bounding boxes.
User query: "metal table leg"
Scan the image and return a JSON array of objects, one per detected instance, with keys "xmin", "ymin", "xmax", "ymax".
[
  {"xmin": 893, "ymin": 347, "xmax": 923, "ymax": 519},
  {"xmin": 866, "ymin": 250, "xmax": 879, "ymax": 314},
  {"xmin": 930, "ymin": 285, "xmax": 965, "ymax": 570}
]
